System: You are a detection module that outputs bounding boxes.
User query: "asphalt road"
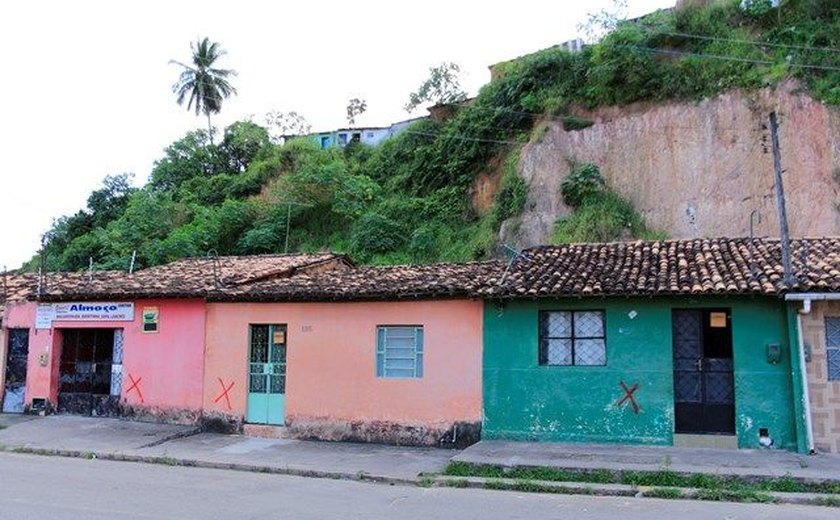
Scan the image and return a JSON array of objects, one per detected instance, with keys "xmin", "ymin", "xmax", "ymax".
[{"xmin": 0, "ymin": 453, "xmax": 836, "ymax": 520}]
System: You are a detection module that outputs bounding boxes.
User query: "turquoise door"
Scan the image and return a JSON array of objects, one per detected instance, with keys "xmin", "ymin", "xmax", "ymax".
[{"xmin": 247, "ymin": 324, "xmax": 287, "ymax": 425}]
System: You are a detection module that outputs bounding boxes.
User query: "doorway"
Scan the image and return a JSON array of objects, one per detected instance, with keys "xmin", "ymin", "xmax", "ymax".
[
  {"xmin": 2, "ymin": 328, "xmax": 30, "ymax": 413},
  {"xmin": 58, "ymin": 329, "xmax": 120, "ymax": 416},
  {"xmin": 672, "ymin": 309, "xmax": 735, "ymax": 434},
  {"xmin": 246, "ymin": 324, "xmax": 287, "ymax": 425}
]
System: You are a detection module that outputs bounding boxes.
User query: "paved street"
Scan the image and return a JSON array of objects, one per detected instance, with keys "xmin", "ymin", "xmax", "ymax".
[{"xmin": 1, "ymin": 453, "xmax": 836, "ymax": 520}]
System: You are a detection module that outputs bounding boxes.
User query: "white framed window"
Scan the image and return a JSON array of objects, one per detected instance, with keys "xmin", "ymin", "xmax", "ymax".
[
  {"xmin": 539, "ymin": 310, "xmax": 606, "ymax": 366},
  {"xmin": 825, "ymin": 317, "xmax": 840, "ymax": 381},
  {"xmin": 376, "ymin": 326, "xmax": 423, "ymax": 378}
]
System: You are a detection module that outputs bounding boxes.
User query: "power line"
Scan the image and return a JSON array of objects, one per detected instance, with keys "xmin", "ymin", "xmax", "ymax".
[
  {"xmin": 448, "ymin": 102, "xmax": 747, "ymax": 132},
  {"xmin": 648, "ymin": 30, "xmax": 840, "ymax": 55},
  {"xmin": 403, "ymin": 130, "xmax": 523, "ymax": 146},
  {"xmin": 614, "ymin": 44, "xmax": 840, "ymax": 73}
]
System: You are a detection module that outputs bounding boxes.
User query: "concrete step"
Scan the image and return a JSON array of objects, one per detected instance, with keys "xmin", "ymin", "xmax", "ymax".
[{"xmin": 243, "ymin": 423, "xmax": 289, "ymax": 439}]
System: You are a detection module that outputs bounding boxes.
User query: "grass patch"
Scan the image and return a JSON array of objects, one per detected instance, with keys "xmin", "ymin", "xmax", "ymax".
[
  {"xmin": 693, "ymin": 487, "xmax": 777, "ymax": 504},
  {"xmin": 418, "ymin": 475, "xmax": 435, "ymax": 488},
  {"xmin": 157, "ymin": 455, "xmax": 178, "ymax": 466},
  {"xmin": 644, "ymin": 487, "xmax": 686, "ymax": 499},
  {"xmin": 814, "ymin": 496, "xmax": 840, "ymax": 508},
  {"xmin": 484, "ymin": 479, "xmax": 597, "ymax": 495},
  {"xmin": 562, "ymin": 115, "xmax": 594, "ymax": 132},
  {"xmin": 444, "ymin": 462, "xmax": 614, "ymax": 484},
  {"xmin": 445, "ymin": 463, "xmax": 840, "ymax": 497},
  {"xmin": 441, "ymin": 478, "xmax": 470, "ymax": 488}
]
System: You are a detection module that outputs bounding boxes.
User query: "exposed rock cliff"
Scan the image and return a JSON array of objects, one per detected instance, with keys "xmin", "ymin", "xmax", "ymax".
[{"xmin": 501, "ymin": 81, "xmax": 840, "ymax": 248}]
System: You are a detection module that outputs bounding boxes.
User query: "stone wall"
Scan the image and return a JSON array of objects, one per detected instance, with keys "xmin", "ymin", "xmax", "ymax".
[{"xmin": 800, "ymin": 301, "xmax": 840, "ymax": 453}]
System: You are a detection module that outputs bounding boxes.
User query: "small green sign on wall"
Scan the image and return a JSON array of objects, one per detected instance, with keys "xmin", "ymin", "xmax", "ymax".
[{"xmin": 142, "ymin": 306, "xmax": 159, "ymax": 333}]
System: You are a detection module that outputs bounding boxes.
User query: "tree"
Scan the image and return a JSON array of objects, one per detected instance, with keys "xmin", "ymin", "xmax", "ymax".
[
  {"xmin": 86, "ymin": 173, "xmax": 137, "ymax": 228},
  {"xmin": 577, "ymin": 0, "xmax": 627, "ymax": 43},
  {"xmin": 221, "ymin": 121, "xmax": 271, "ymax": 172},
  {"xmin": 149, "ymin": 129, "xmax": 222, "ymax": 191},
  {"xmin": 346, "ymin": 98, "xmax": 367, "ymax": 126},
  {"xmin": 264, "ymin": 110, "xmax": 311, "ymax": 144},
  {"xmin": 265, "ymin": 111, "xmax": 311, "ymax": 143},
  {"xmin": 170, "ymin": 37, "xmax": 238, "ymax": 144},
  {"xmin": 404, "ymin": 62, "xmax": 467, "ymax": 113}
]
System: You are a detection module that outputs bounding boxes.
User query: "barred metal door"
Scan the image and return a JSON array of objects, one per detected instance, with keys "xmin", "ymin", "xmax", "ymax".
[
  {"xmin": 58, "ymin": 329, "xmax": 118, "ymax": 416},
  {"xmin": 672, "ymin": 310, "xmax": 735, "ymax": 434},
  {"xmin": 2, "ymin": 329, "xmax": 30, "ymax": 413}
]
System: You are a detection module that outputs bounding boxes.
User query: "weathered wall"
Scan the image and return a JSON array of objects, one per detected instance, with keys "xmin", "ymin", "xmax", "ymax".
[
  {"xmin": 503, "ymin": 82, "xmax": 840, "ymax": 247},
  {"xmin": 16, "ymin": 298, "xmax": 205, "ymax": 420},
  {"xmin": 204, "ymin": 300, "xmax": 483, "ymax": 446},
  {"xmin": 799, "ymin": 301, "xmax": 840, "ymax": 453},
  {"xmin": 483, "ymin": 296, "xmax": 799, "ymax": 450}
]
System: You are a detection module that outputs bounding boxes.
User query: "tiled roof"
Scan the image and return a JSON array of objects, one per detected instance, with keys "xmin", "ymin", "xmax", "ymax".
[
  {"xmin": 1, "ymin": 271, "xmax": 127, "ymax": 313},
  {"xmin": 38, "ymin": 253, "xmax": 353, "ymax": 300},
  {"xmin": 209, "ymin": 261, "xmax": 503, "ymax": 302},
  {"xmin": 478, "ymin": 238, "xmax": 840, "ymax": 298}
]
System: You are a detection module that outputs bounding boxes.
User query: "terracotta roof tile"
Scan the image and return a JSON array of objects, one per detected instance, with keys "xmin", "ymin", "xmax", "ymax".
[
  {"xmin": 38, "ymin": 253, "xmax": 352, "ymax": 300},
  {"xmin": 478, "ymin": 238, "xmax": 840, "ymax": 298},
  {"xmin": 209, "ymin": 261, "xmax": 503, "ymax": 302}
]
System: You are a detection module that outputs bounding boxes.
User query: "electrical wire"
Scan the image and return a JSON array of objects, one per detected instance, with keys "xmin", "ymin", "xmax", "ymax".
[
  {"xmin": 613, "ymin": 44, "xmax": 840, "ymax": 73},
  {"xmin": 647, "ymin": 30, "xmax": 840, "ymax": 55}
]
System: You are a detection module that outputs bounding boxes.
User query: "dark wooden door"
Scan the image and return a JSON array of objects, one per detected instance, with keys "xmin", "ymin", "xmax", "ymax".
[{"xmin": 672, "ymin": 309, "xmax": 735, "ymax": 434}]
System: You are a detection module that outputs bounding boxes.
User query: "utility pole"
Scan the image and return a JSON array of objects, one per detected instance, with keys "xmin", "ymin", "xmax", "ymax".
[
  {"xmin": 769, "ymin": 111, "xmax": 794, "ymax": 285},
  {"xmin": 276, "ymin": 201, "xmax": 312, "ymax": 254}
]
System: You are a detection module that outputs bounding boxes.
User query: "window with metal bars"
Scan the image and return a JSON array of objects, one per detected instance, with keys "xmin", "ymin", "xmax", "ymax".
[
  {"xmin": 825, "ymin": 317, "xmax": 840, "ymax": 381},
  {"xmin": 376, "ymin": 326, "xmax": 423, "ymax": 378},
  {"xmin": 539, "ymin": 310, "xmax": 606, "ymax": 366}
]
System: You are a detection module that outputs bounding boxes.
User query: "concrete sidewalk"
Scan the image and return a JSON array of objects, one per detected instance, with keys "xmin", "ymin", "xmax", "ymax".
[
  {"xmin": 0, "ymin": 414, "xmax": 453, "ymax": 482},
  {"xmin": 454, "ymin": 441, "xmax": 840, "ymax": 483},
  {"xmin": 3, "ymin": 414, "xmax": 840, "ymax": 485}
]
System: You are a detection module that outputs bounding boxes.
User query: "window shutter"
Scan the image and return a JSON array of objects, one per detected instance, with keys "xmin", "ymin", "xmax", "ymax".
[
  {"xmin": 414, "ymin": 326, "xmax": 424, "ymax": 378},
  {"xmin": 376, "ymin": 327, "xmax": 386, "ymax": 377}
]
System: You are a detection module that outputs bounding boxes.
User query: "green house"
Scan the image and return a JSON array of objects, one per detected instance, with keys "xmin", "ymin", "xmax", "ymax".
[{"xmin": 478, "ymin": 238, "xmax": 838, "ymax": 453}]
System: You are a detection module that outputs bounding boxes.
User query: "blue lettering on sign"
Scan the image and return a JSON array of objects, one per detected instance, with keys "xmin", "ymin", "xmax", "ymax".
[{"xmin": 69, "ymin": 304, "xmax": 119, "ymax": 312}]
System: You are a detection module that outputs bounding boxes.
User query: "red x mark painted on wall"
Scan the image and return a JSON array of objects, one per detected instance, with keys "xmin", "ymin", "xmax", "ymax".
[
  {"xmin": 213, "ymin": 378, "xmax": 235, "ymax": 411},
  {"xmin": 126, "ymin": 374, "xmax": 144, "ymax": 403},
  {"xmin": 616, "ymin": 381, "xmax": 640, "ymax": 415}
]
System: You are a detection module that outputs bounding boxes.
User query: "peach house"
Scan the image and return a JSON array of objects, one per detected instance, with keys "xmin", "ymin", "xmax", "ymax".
[{"xmin": 202, "ymin": 262, "xmax": 497, "ymax": 446}]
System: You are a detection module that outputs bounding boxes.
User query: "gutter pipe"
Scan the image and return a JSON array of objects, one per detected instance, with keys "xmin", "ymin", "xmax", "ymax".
[{"xmin": 784, "ymin": 294, "xmax": 828, "ymax": 454}]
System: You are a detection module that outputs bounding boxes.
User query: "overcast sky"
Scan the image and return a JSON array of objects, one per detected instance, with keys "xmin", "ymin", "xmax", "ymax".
[{"xmin": 0, "ymin": 0, "xmax": 673, "ymax": 270}]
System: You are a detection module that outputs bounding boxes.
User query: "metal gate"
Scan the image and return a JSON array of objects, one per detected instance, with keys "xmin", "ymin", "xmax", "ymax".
[
  {"xmin": 247, "ymin": 324, "xmax": 287, "ymax": 425},
  {"xmin": 58, "ymin": 329, "xmax": 119, "ymax": 416},
  {"xmin": 2, "ymin": 328, "xmax": 30, "ymax": 413},
  {"xmin": 672, "ymin": 309, "xmax": 735, "ymax": 434}
]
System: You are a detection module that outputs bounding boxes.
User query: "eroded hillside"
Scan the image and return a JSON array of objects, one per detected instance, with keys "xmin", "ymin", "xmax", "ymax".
[{"xmin": 501, "ymin": 82, "xmax": 840, "ymax": 248}]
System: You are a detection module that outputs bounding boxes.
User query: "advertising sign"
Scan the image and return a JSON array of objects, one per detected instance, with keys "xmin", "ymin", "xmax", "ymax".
[{"xmin": 52, "ymin": 302, "xmax": 135, "ymax": 322}]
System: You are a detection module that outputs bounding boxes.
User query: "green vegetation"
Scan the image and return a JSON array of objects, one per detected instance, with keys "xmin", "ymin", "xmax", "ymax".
[
  {"xmin": 444, "ymin": 462, "xmax": 840, "ymax": 495},
  {"xmin": 552, "ymin": 162, "xmax": 664, "ymax": 243},
  {"xmin": 644, "ymin": 487, "xmax": 686, "ymax": 499},
  {"xmin": 31, "ymin": 0, "xmax": 840, "ymax": 270}
]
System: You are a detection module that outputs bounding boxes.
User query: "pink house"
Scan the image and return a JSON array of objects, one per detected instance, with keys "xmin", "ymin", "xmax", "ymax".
[{"xmin": 1, "ymin": 254, "xmax": 352, "ymax": 422}]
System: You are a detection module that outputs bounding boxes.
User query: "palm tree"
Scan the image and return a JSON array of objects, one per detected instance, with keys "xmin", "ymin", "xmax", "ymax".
[{"xmin": 170, "ymin": 37, "xmax": 237, "ymax": 144}]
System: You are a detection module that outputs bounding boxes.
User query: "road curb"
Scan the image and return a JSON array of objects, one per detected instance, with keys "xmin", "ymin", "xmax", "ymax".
[
  {"xmin": 426, "ymin": 476, "xmax": 840, "ymax": 507},
  {"xmin": 4, "ymin": 447, "xmax": 838, "ymax": 508},
  {"xmin": 5, "ymin": 446, "xmax": 416, "ymax": 487}
]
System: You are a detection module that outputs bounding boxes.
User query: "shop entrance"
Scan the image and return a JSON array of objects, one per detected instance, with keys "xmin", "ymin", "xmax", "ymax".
[{"xmin": 58, "ymin": 329, "xmax": 121, "ymax": 416}]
